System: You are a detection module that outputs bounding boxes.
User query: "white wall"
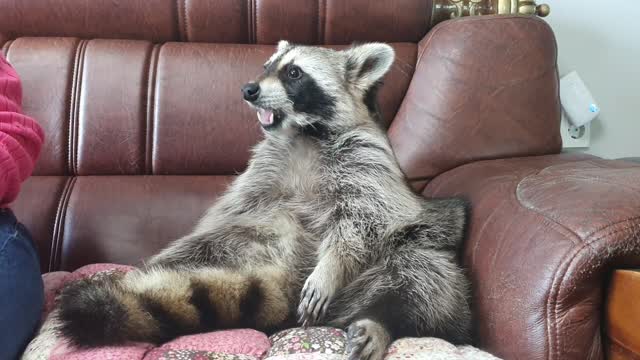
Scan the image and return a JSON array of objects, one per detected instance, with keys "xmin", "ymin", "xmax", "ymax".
[{"xmin": 544, "ymin": 0, "xmax": 640, "ymax": 159}]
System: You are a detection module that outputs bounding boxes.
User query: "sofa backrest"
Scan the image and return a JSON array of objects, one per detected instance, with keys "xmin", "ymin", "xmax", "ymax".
[
  {"xmin": 0, "ymin": 0, "xmax": 562, "ymax": 272},
  {"xmin": 0, "ymin": 0, "xmax": 433, "ymax": 44}
]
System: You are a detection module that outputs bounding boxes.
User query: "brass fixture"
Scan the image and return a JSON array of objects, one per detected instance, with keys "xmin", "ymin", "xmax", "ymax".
[{"xmin": 431, "ymin": 0, "xmax": 550, "ymax": 26}]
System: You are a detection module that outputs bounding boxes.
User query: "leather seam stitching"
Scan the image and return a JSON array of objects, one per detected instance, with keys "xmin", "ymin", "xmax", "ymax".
[
  {"xmin": 142, "ymin": 44, "xmax": 151, "ymax": 174},
  {"xmin": 49, "ymin": 181, "xmax": 64, "ymax": 272},
  {"xmin": 322, "ymin": 0, "xmax": 327, "ymax": 44},
  {"xmin": 145, "ymin": 44, "xmax": 161, "ymax": 174},
  {"xmin": 548, "ymin": 221, "xmax": 640, "ymax": 360},
  {"xmin": 246, "ymin": 0, "xmax": 251, "ymax": 43},
  {"xmin": 255, "ymin": 0, "xmax": 260, "ymax": 44},
  {"xmin": 50, "ymin": 177, "xmax": 76, "ymax": 272},
  {"xmin": 182, "ymin": 0, "xmax": 189, "ymax": 42},
  {"xmin": 247, "ymin": 0, "xmax": 252, "ymax": 44},
  {"xmin": 68, "ymin": 40, "xmax": 88, "ymax": 176},
  {"xmin": 68, "ymin": 41, "xmax": 79, "ymax": 175},
  {"xmin": 141, "ymin": 44, "xmax": 151, "ymax": 174},
  {"xmin": 67, "ymin": 42, "xmax": 79, "ymax": 176},
  {"xmin": 175, "ymin": 0, "xmax": 186, "ymax": 42},
  {"xmin": 252, "ymin": 0, "xmax": 257, "ymax": 44},
  {"xmin": 63, "ymin": 39, "xmax": 80, "ymax": 177},
  {"xmin": 317, "ymin": 0, "xmax": 326, "ymax": 44},
  {"xmin": 316, "ymin": 0, "xmax": 320, "ymax": 44}
]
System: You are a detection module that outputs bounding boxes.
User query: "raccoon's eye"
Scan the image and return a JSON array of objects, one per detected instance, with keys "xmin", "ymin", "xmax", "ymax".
[{"xmin": 287, "ymin": 65, "xmax": 302, "ymax": 80}]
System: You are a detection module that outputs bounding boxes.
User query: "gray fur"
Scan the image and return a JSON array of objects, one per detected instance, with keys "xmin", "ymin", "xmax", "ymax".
[{"xmin": 54, "ymin": 42, "xmax": 472, "ymax": 359}]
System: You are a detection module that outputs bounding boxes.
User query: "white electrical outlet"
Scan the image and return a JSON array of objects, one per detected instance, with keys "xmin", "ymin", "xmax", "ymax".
[{"xmin": 560, "ymin": 111, "xmax": 590, "ymax": 148}]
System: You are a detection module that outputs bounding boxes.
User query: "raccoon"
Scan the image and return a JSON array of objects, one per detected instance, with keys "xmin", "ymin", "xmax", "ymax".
[{"xmin": 54, "ymin": 41, "xmax": 472, "ymax": 360}]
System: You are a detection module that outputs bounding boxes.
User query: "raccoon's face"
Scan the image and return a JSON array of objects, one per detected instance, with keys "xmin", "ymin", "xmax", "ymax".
[{"xmin": 241, "ymin": 41, "xmax": 395, "ymax": 133}]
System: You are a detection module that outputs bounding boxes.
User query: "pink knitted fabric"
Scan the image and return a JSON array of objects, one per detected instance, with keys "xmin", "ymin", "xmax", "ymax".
[
  {"xmin": 0, "ymin": 54, "xmax": 44, "ymax": 206},
  {"xmin": 143, "ymin": 330, "xmax": 270, "ymax": 359}
]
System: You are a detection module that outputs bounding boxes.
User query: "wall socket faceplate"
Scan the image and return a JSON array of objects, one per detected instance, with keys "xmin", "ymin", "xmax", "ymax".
[{"xmin": 560, "ymin": 111, "xmax": 590, "ymax": 148}]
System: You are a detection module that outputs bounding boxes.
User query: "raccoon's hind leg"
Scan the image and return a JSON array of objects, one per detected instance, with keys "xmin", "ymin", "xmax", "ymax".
[
  {"xmin": 56, "ymin": 265, "xmax": 292, "ymax": 348},
  {"xmin": 321, "ymin": 263, "xmax": 394, "ymax": 360},
  {"xmin": 323, "ymin": 246, "xmax": 472, "ymax": 360},
  {"xmin": 345, "ymin": 318, "xmax": 392, "ymax": 360},
  {"xmin": 147, "ymin": 224, "xmax": 266, "ymax": 269}
]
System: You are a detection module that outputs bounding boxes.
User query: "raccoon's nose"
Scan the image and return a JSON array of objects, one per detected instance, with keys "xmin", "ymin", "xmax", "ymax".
[{"xmin": 242, "ymin": 83, "xmax": 261, "ymax": 102}]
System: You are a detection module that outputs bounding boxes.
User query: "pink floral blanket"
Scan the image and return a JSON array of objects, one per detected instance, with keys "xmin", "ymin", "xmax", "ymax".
[{"xmin": 22, "ymin": 264, "xmax": 501, "ymax": 360}]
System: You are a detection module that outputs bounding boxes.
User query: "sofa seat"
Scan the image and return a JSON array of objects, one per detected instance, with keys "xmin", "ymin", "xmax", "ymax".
[{"xmin": 35, "ymin": 264, "xmax": 500, "ymax": 360}]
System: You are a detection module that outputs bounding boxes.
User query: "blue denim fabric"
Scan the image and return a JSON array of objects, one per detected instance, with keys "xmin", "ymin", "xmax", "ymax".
[{"xmin": 0, "ymin": 209, "xmax": 44, "ymax": 360}]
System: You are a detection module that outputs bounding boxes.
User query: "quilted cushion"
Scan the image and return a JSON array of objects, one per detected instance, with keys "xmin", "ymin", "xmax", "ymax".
[{"xmin": 26, "ymin": 264, "xmax": 501, "ymax": 360}]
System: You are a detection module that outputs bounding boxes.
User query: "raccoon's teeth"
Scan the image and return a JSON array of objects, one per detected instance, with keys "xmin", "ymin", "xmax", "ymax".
[{"xmin": 257, "ymin": 109, "xmax": 275, "ymax": 126}]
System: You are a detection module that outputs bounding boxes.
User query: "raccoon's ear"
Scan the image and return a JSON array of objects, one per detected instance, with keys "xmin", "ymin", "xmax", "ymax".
[
  {"xmin": 345, "ymin": 43, "xmax": 395, "ymax": 91},
  {"xmin": 277, "ymin": 40, "xmax": 290, "ymax": 53}
]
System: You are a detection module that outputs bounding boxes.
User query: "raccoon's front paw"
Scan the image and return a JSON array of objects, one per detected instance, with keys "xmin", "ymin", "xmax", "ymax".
[{"xmin": 297, "ymin": 270, "xmax": 337, "ymax": 327}]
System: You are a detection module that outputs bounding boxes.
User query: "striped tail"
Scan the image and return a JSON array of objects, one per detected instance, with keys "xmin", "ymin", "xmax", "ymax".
[{"xmin": 56, "ymin": 266, "xmax": 290, "ymax": 347}]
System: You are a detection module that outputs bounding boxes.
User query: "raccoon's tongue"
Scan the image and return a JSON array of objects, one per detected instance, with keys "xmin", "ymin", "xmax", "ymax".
[{"xmin": 256, "ymin": 109, "xmax": 274, "ymax": 126}]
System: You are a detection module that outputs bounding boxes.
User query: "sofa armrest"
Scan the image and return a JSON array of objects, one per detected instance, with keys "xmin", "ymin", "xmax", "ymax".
[
  {"xmin": 389, "ymin": 15, "xmax": 562, "ymax": 185},
  {"xmin": 424, "ymin": 154, "xmax": 640, "ymax": 360}
]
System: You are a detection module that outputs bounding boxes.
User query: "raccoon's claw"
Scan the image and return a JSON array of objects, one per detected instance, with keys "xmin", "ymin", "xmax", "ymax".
[{"xmin": 297, "ymin": 276, "xmax": 332, "ymax": 327}]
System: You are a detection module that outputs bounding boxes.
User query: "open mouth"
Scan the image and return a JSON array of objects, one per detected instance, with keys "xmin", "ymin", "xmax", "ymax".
[{"xmin": 256, "ymin": 108, "xmax": 283, "ymax": 129}]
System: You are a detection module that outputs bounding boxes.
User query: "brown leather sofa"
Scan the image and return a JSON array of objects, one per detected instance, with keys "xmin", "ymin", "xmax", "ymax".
[{"xmin": 2, "ymin": 1, "xmax": 639, "ymax": 359}]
